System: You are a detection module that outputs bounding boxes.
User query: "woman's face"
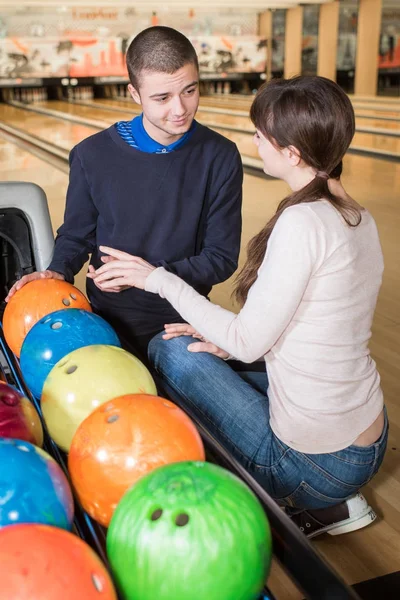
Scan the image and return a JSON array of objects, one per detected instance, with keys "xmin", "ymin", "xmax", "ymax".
[{"xmin": 253, "ymin": 130, "xmax": 288, "ymax": 179}]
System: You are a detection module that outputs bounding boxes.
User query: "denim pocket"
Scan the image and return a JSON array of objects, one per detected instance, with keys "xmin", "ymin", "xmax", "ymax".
[{"xmin": 279, "ymin": 480, "xmax": 354, "ymax": 509}]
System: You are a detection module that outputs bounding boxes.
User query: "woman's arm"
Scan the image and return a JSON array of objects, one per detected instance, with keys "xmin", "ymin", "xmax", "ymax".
[{"xmin": 91, "ymin": 206, "xmax": 323, "ymax": 363}]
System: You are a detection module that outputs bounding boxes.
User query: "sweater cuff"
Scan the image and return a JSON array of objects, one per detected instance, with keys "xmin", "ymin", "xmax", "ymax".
[
  {"xmin": 46, "ymin": 262, "xmax": 74, "ymax": 284},
  {"xmin": 145, "ymin": 267, "xmax": 169, "ymax": 294}
]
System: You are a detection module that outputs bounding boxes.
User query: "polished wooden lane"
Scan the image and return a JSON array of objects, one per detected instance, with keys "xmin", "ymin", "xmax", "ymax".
[
  {"xmin": 87, "ymin": 97, "xmax": 400, "ymax": 133},
  {"xmin": 0, "ymin": 104, "xmax": 95, "ymax": 151},
  {"xmin": 199, "ymin": 94, "xmax": 400, "ymax": 120},
  {"xmin": 9, "ymin": 99, "xmax": 399, "ymax": 159},
  {"xmin": 86, "ymin": 96, "xmax": 400, "ymax": 131},
  {"xmin": 1, "ymin": 108, "xmax": 399, "ymax": 598}
]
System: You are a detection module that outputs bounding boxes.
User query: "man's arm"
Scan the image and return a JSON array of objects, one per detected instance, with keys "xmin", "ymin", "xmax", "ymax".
[
  {"xmin": 48, "ymin": 146, "xmax": 99, "ymax": 283},
  {"xmin": 157, "ymin": 146, "xmax": 243, "ymax": 288}
]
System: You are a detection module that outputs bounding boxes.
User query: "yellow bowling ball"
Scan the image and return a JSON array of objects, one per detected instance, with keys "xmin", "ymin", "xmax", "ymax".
[{"xmin": 41, "ymin": 345, "xmax": 157, "ymax": 451}]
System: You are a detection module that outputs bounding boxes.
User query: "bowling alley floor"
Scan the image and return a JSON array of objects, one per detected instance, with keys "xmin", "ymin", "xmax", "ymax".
[{"xmin": 0, "ymin": 97, "xmax": 400, "ymax": 598}]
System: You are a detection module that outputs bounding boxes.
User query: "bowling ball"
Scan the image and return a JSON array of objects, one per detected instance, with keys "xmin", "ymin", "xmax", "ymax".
[
  {"xmin": 20, "ymin": 309, "xmax": 121, "ymax": 399},
  {"xmin": 42, "ymin": 345, "xmax": 157, "ymax": 451},
  {"xmin": 0, "ymin": 524, "xmax": 118, "ymax": 600},
  {"xmin": 3, "ymin": 278, "xmax": 91, "ymax": 357},
  {"xmin": 0, "ymin": 438, "xmax": 74, "ymax": 530},
  {"xmin": 0, "ymin": 383, "xmax": 43, "ymax": 446},
  {"xmin": 69, "ymin": 394, "xmax": 205, "ymax": 526},
  {"xmin": 107, "ymin": 461, "xmax": 272, "ymax": 600}
]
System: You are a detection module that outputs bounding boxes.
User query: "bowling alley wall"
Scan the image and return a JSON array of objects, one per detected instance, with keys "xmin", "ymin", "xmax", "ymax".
[
  {"xmin": 0, "ymin": 4, "xmax": 398, "ymax": 93},
  {"xmin": 0, "ymin": 7, "xmax": 266, "ymax": 79}
]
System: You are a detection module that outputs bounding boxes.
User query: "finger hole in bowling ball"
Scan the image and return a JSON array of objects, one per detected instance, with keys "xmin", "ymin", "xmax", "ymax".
[
  {"xmin": 65, "ymin": 365, "xmax": 78, "ymax": 375},
  {"xmin": 91, "ymin": 573, "xmax": 104, "ymax": 593},
  {"xmin": 150, "ymin": 508, "xmax": 163, "ymax": 521},
  {"xmin": 175, "ymin": 513, "xmax": 190, "ymax": 527},
  {"xmin": 70, "ymin": 293, "xmax": 77, "ymax": 300},
  {"xmin": 51, "ymin": 322, "xmax": 63, "ymax": 330},
  {"xmin": 107, "ymin": 414, "xmax": 119, "ymax": 424},
  {"xmin": 42, "ymin": 317, "xmax": 52, "ymax": 324},
  {"xmin": 62, "ymin": 298, "xmax": 71, "ymax": 306},
  {"xmin": 57, "ymin": 358, "xmax": 69, "ymax": 369}
]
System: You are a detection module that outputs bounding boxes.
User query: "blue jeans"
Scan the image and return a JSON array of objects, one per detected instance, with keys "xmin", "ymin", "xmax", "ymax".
[{"xmin": 148, "ymin": 334, "xmax": 388, "ymax": 510}]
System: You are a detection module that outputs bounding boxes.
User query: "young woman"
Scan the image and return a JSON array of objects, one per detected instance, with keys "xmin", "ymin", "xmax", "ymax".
[{"xmin": 90, "ymin": 76, "xmax": 388, "ymax": 539}]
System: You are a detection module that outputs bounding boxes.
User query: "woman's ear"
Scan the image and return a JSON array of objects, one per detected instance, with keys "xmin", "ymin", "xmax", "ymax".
[
  {"xmin": 283, "ymin": 145, "xmax": 302, "ymax": 167},
  {"xmin": 128, "ymin": 84, "xmax": 141, "ymax": 105}
]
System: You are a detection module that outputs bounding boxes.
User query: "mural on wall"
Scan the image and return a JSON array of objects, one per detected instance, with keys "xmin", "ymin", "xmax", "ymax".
[
  {"xmin": 0, "ymin": 37, "xmax": 128, "ymax": 78},
  {"xmin": 191, "ymin": 36, "xmax": 266, "ymax": 73},
  {"xmin": 0, "ymin": 7, "xmax": 266, "ymax": 79},
  {"xmin": 0, "ymin": 34, "xmax": 266, "ymax": 79}
]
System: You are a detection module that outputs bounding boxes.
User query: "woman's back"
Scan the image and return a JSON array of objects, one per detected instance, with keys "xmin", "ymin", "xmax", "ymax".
[{"xmin": 267, "ymin": 200, "xmax": 384, "ymax": 453}]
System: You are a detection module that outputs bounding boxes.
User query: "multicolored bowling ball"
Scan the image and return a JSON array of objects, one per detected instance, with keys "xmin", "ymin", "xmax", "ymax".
[
  {"xmin": 20, "ymin": 309, "xmax": 121, "ymax": 399},
  {"xmin": 69, "ymin": 394, "xmax": 205, "ymax": 526},
  {"xmin": 0, "ymin": 438, "xmax": 74, "ymax": 530},
  {"xmin": 42, "ymin": 345, "xmax": 157, "ymax": 451},
  {"xmin": 0, "ymin": 383, "xmax": 43, "ymax": 446},
  {"xmin": 0, "ymin": 524, "xmax": 118, "ymax": 600},
  {"xmin": 3, "ymin": 278, "xmax": 92, "ymax": 357},
  {"xmin": 107, "ymin": 461, "xmax": 272, "ymax": 600}
]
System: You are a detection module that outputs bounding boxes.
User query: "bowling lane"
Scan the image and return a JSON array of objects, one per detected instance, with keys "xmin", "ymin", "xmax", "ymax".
[
  {"xmin": 356, "ymin": 116, "xmax": 400, "ymax": 131},
  {"xmin": 42, "ymin": 98, "xmax": 256, "ymax": 132},
  {"xmin": 200, "ymin": 94, "xmax": 400, "ymax": 119},
  {"xmin": 0, "ymin": 104, "xmax": 96, "ymax": 150},
  {"xmin": 39, "ymin": 99, "xmax": 262, "ymax": 160},
  {"xmin": 33, "ymin": 99, "xmax": 400, "ymax": 158},
  {"xmin": 97, "ymin": 96, "xmax": 400, "ymax": 133},
  {"xmin": 87, "ymin": 97, "xmax": 400, "ymax": 134}
]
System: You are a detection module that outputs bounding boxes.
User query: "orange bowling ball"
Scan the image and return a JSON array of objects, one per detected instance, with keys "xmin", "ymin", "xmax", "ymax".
[
  {"xmin": 0, "ymin": 524, "xmax": 117, "ymax": 600},
  {"xmin": 3, "ymin": 278, "xmax": 91, "ymax": 356},
  {"xmin": 69, "ymin": 394, "xmax": 205, "ymax": 527}
]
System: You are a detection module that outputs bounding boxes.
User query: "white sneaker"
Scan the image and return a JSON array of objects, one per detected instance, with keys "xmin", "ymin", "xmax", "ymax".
[{"xmin": 290, "ymin": 493, "xmax": 377, "ymax": 539}]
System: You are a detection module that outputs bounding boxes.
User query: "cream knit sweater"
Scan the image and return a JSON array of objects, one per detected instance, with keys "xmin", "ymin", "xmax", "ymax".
[{"xmin": 146, "ymin": 201, "xmax": 384, "ymax": 453}]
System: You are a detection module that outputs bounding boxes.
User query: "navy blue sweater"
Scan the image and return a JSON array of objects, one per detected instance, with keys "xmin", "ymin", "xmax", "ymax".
[{"xmin": 48, "ymin": 122, "xmax": 243, "ymax": 337}]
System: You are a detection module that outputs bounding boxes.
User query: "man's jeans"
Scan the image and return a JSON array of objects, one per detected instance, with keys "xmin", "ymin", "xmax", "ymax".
[{"xmin": 148, "ymin": 333, "xmax": 388, "ymax": 510}]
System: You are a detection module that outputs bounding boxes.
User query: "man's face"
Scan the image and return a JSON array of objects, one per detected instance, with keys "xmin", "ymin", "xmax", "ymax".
[{"xmin": 128, "ymin": 63, "xmax": 199, "ymax": 145}]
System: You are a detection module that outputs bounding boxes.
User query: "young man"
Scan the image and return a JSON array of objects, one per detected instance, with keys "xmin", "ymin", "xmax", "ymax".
[{"xmin": 6, "ymin": 27, "xmax": 243, "ymax": 356}]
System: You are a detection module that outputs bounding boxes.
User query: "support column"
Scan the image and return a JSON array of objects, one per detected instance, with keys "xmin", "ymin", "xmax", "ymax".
[
  {"xmin": 284, "ymin": 6, "xmax": 303, "ymax": 78},
  {"xmin": 354, "ymin": 0, "xmax": 383, "ymax": 95},
  {"xmin": 317, "ymin": 1, "xmax": 340, "ymax": 81},
  {"xmin": 258, "ymin": 10, "xmax": 273, "ymax": 80}
]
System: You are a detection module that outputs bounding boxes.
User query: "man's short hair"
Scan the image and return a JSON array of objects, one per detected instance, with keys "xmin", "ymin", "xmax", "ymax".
[{"xmin": 126, "ymin": 26, "xmax": 199, "ymax": 89}]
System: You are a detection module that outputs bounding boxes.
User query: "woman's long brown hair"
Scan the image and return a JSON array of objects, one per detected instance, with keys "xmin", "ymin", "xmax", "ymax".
[{"xmin": 234, "ymin": 76, "xmax": 361, "ymax": 306}]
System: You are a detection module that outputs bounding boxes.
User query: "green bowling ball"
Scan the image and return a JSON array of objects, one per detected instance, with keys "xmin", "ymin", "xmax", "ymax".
[{"xmin": 107, "ymin": 461, "xmax": 272, "ymax": 600}]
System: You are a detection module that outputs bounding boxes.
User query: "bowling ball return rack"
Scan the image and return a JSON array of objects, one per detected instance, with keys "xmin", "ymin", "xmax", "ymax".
[
  {"xmin": 0, "ymin": 324, "xmax": 360, "ymax": 600},
  {"xmin": 0, "ymin": 182, "xmax": 361, "ymax": 599}
]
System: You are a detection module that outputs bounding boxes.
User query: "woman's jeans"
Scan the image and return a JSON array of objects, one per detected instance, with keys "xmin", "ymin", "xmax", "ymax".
[{"xmin": 148, "ymin": 333, "xmax": 388, "ymax": 510}]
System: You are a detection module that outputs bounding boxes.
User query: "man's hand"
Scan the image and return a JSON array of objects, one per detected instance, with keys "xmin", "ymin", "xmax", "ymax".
[
  {"xmin": 87, "ymin": 246, "xmax": 155, "ymax": 292},
  {"xmin": 163, "ymin": 323, "xmax": 230, "ymax": 359},
  {"xmin": 5, "ymin": 270, "xmax": 65, "ymax": 303}
]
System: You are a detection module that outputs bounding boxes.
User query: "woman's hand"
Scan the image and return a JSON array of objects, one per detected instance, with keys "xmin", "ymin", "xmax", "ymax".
[
  {"xmin": 163, "ymin": 323, "xmax": 230, "ymax": 359},
  {"xmin": 87, "ymin": 246, "xmax": 155, "ymax": 292}
]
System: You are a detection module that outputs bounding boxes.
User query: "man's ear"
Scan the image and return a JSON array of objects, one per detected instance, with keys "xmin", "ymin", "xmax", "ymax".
[{"xmin": 128, "ymin": 84, "xmax": 141, "ymax": 105}]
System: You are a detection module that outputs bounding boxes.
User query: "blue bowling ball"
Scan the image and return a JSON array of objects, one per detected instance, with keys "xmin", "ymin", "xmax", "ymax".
[
  {"xmin": 0, "ymin": 437, "xmax": 74, "ymax": 529},
  {"xmin": 20, "ymin": 308, "xmax": 121, "ymax": 398}
]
